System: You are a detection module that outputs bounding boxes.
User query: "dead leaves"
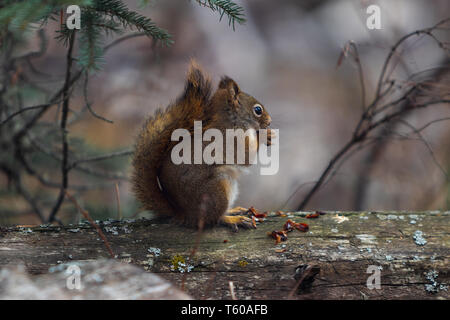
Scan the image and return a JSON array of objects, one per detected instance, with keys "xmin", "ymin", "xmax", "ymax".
[
  {"xmin": 246, "ymin": 206, "xmax": 267, "ymax": 220},
  {"xmin": 283, "ymin": 219, "xmax": 309, "ymax": 232},
  {"xmin": 268, "ymin": 230, "xmax": 288, "ymax": 244},
  {"xmin": 268, "ymin": 219, "xmax": 309, "ymax": 244},
  {"xmin": 268, "ymin": 211, "xmax": 325, "ymax": 244},
  {"xmin": 232, "ymin": 207, "xmax": 326, "ymax": 246}
]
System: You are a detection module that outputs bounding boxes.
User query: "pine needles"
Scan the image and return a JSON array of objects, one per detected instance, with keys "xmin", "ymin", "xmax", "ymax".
[
  {"xmin": 194, "ymin": 0, "xmax": 246, "ymax": 30},
  {"xmin": 1, "ymin": 0, "xmax": 246, "ymax": 71}
]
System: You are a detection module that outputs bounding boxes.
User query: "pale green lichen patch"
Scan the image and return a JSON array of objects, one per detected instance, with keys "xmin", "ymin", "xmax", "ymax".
[{"xmin": 170, "ymin": 255, "xmax": 194, "ymax": 273}]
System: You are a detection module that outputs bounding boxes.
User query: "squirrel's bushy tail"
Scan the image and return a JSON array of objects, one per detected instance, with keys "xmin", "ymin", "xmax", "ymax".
[{"xmin": 131, "ymin": 60, "xmax": 212, "ymax": 216}]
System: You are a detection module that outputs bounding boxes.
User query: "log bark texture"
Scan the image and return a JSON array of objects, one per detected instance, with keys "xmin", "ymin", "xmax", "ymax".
[{"xmin": 0, "ymin": 211, "xmax": 448, "ymax": 300}]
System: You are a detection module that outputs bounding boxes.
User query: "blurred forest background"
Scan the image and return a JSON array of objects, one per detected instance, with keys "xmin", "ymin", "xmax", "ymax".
[{"xmin": 1, "ymin": 0, "xmax": 449, "ymax": 225}]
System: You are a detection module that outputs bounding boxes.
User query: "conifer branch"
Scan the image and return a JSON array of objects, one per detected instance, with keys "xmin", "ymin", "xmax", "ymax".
[{"xmin": 194, "ymin": 0, "xmax": 246, "ymax": 30}]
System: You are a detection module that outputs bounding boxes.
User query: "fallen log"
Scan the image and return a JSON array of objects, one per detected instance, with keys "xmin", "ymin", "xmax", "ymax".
[{"xmin": 0, "ymin": 211, "xmax": 448, "ymax": 299}]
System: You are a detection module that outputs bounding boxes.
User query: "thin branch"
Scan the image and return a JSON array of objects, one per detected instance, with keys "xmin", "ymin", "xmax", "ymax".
[
  {"xmin": 12, "ymin": 69, "xmax": 83, "ymax": 142},
  {"xmin": 70, "ymin": 164, "xmax": 130, "ymax": 181},
  {"xmin": 294, "ymin": 20, "xmax": 450, "ymax": 211},
  {"xmin": 65, "ymin": 190, "xmax": 115, "ymax": 258},
  {"xmin": 398, "ymin": 119, "xmax": 449, "ymax": 180},
  {"xmin": 296, "ymin": 139, "xmax": 356, "ymax": 210},
  {"xmin": 414, "ymin": 117, "xmax": 450, "ymax": 133},
  {"xmin": 83, "ymin": 72, "xmax": 113, "ymax": 123},
  {"xmin": 69, "ymin": 149, "xmax": 132, "ymax": 170},
  {"xmin": 1, "ymin": 9, "xmax": 174, "ymax": 224},
  {"xmin": 15, "ymin": 148, "xmax": 62, "ymax": 189},
  {"xmin": 16, "ymin": 143, "xmax": 111, "ymax": 191},
  {"xmin": 48, "ymin": 31, "xmax": 76, "ymax": 223},
  {"xmin": 375, "ymin": 18, "xmax": 450, "ymax": 98},
  {"xmin": 373, "ymin": 84, "xmax": 417, "ymax": 114},
  {"xmin": 368, "ymin": 99, "xmax": 450, "ymax": 131},
  {"xmin": 115, "ymin": 182, "xmax": 122, "ymax": 220},
  {"xmin": 13, "ymin": 174, "xmax": 45, "ymax": 223},
  {"xmin": 320, "ymin": 138, "xmax": 380, "ymax": 192},
  {"xmin": 1, "ymin": 101, "xmax": 62, "ymax": 126},
  {"xmin": 9, "ymin": 29, "xmax": 137, "ymax": 139},
  {"xmin": 103, "ymin": 32, "xmax": 146, "ymax": 52},
  {"xmin": 352, "ymin": 56, "xmax": 450, "ymax": 210},
  {"xmin": 11, "ymin": 29, "xmax": 47, "ymax": 62},
  {"xmin": 338, "ymin": 41, "xmax": 366, "ymax": 111},
  {"xmin": 27, "ymin": 135, "xmax": 129, "ymax": 181}
]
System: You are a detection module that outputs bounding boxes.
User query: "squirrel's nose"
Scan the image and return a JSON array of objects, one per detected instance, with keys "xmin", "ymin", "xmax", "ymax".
[{"xmin": 267, "ymin": 115, "xmax": 272, "ymax": 126}]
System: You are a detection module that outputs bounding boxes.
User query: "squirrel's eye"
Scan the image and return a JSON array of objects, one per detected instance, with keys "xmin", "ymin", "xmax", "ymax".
[{"xmin": 253, "ymin": 104, "xmax": 263, "ymax": 117}]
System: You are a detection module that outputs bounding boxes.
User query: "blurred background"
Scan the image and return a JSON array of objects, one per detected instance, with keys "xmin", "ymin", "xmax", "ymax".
[{"xmin": 1, "ymin": 0, "xmax": 449, "ymax": 225}]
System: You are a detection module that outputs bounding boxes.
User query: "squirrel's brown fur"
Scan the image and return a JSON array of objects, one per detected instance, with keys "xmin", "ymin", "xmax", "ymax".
[{"xmin": 132, "ymin": 60, "xmax": 272, "ymax": 228}]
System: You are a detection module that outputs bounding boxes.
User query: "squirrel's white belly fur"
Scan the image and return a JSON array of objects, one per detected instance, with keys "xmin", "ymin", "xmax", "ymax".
[
  {"xmin": 228, "ymin": 179, "xmax": 239, "ymax": 208},
  {"xmin": 218, "ymin": 165, "xmax": 244, "ymax": 208}
]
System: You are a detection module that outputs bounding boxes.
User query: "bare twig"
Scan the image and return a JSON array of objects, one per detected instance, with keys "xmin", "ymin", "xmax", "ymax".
[
  {"xmin": 12, "ymin": 69, "xmax": 83, "ymax": 142},
  {"xmin": 294, "ymin": 20, "xmax": 450, "ymax": 211},
  {"xmin": 414, "ymin": 117, "xmax": 450, "ymax": 132},
  {"xmin": 0, "ymin": 101, "xmax": 61, "ymax": 126},
  {"xmin": 13, "ymin": 174, "xmax": 45, "ymax": 223},
  {"xmin": 1, "ymin": 25, "xmax": 150, "ymax": 224},
  {"xmin": 353, "ymin": 55, "xmax": 450, "ymax": 209},
  {"xmin": 398, "ymin": 119, "xmax": 449, "ymax": 180},
  {"xmin": 296, "ymin": 139, "xmax": 356, "ymax": 210},
  {"xmin": 103, "ymin": 32, "xmax": 147, "ymax": 52},
  {"xmin": 48, "ymin": 31, "xmax": 76, "ymax": 223},
  {"xmin": 11, "ymin": 29, "xmax": 47, "ymax": 62},
  {"xmin": 115, "ymin": 182, "xmax": 122, "ymax": 220},
  {"xmin": 375, "ymin": 18, "xmax": 450, "ymax": 98},
  {"xmin": 338, "ymin": 41, "xmax": 366, "ymax": 111},
  {"xmin": 83, "ymin": 72, "xmax": 114, "ymax": 123},
  {"xmin": 5, "ymin": 29, "xmax": 129, "ymax": 134},
  {"xmin": 65, "ymin": 191, "xmax": 115, "ymax": 258},
  {"xmin": 69, "ymin": 149, "xmax": 132, "ymax": 170},
  {"xmin": 27, "ymin": 136, "xmax": 129, "ymax": 180}
]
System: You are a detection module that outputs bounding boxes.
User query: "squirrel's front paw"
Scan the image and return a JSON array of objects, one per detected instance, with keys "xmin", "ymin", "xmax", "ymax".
[{"xmin": 220, "ymin": 215, "xmax": 256, "ymax": 232}]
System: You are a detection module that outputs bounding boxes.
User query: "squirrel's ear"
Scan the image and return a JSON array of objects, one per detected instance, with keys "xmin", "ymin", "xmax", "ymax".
[
  {"xmin": 219, "ymin": 76, "xmax": 240, "ymax": 100},
  {"xmin": 183, "ymin": 59, "xmax": 212, "ymax": 102}
]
